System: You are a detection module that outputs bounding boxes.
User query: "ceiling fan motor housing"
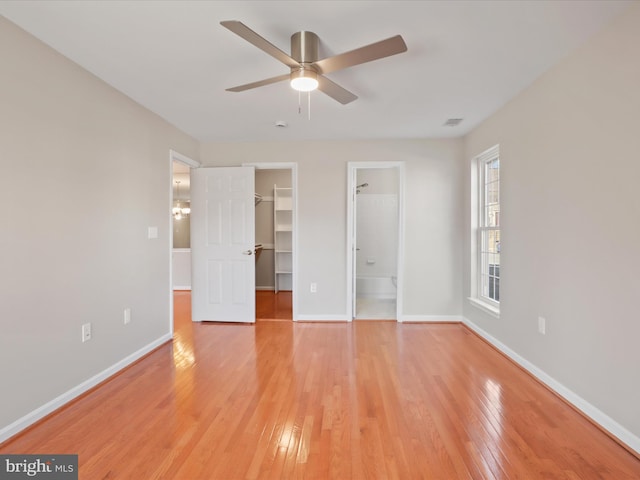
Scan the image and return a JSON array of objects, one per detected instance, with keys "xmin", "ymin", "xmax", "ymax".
[
  {"xmin": 290, "ymin": 31, "xmax": 320, "ymax": 89},
  {"xmin": 291, "ymin": 31, "xmax": 319, "ymax": 65}
]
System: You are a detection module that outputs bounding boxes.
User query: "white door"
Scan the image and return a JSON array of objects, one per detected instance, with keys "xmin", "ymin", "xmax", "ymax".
[{"xmin": 191, "ymin": 167, "xmax": 255, "ymax": 323}]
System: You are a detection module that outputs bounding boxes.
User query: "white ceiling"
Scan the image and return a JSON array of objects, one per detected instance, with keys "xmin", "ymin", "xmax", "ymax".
[{"xmin": 0, "ymin": 1, "xmax": 632, "ymax": 142}]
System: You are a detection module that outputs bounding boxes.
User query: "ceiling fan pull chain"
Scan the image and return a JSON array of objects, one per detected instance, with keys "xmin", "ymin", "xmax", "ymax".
[
  {"xmin": 308, "ymin": 91, "xmax": 311, "ymax": 120},
  {"xmin": 298, "ymin": 90, "xmax": 301, "ymax": 115}
]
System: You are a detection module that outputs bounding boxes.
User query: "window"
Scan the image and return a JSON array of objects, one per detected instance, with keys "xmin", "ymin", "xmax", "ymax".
[{"xmin": 474, "ymin": 145, "xmax": 500, "ymax": 312}]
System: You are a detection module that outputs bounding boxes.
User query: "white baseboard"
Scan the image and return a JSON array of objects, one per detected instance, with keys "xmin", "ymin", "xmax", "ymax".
[
  {"xmin": 295, "ymin": 314, "xmax": 350, "ymax": 322},
  {"xmin": 462, "ymin": 317, "xmax": 640, "ymax": 456},
  {"xmin": 255, "ymin": 286, "xmax": 275, "ymax": 291},
  {"xmin": 294, "ymin": 314, "xmax": 463, "ymax": 323},
  {"xmin": 0, "ymin": 333, "xmax": 172, "ymax": 444},
  {"xmin": 173, "ymin": 286, "xmax": 191, "ymax": 291},
  {"xmin": 399, "ymin": 315, "xmax": 463, "ymax": 323}
]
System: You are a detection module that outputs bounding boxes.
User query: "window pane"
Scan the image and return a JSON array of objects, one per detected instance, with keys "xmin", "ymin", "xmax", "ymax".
[
  {"xmin": 481, "ymin": 273, "xmax": 489, "ymax": 298},
  {"xmin": 487, "ymin": 158, "xmax": 499, "ymax": 181},
  {"xmin": 480, "ymin": 228, "xmax": 500, "ymax": 303},
  {"xmin": 488, "ymin": 230, "xmax": 500, "ymax": 254},
  {"xmin": 486, "ymin": 204, "xmax": 500, "ymax": 227},
  {"xmin": 490, "ymin": 274, "xmax": 500, "ymax": 302},
  {"xmin": 489, "ymin": 276, "xmax": 496, "ymax": 301},
  {"xmin": 487, "ymin": 180, "xmax": 499, "ymax": 205}
]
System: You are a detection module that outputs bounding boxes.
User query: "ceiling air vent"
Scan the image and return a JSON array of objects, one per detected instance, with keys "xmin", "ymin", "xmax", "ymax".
[{"xmin": 443, "ymin": 118, "xmax": 463, "ymax": 127}]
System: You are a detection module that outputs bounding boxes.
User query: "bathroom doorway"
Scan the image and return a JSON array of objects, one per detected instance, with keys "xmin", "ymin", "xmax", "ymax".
[{"xmin": 347, "ymin": 162, "xmax": 404, "ymax": 320}]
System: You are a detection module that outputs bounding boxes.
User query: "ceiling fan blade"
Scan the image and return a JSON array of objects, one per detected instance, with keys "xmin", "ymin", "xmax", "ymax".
[
  {"xmin": 226, "ymin": 73, "xmax": 290, "ymax": 92},
  {"xmin": 220, "ymin": 20, "xmax": 300, "ymax": 69},
  {"xmin": 317, "ymin": 75, "xmax": 358, "ymax": 105},
  {"xmin": 313, "ymin": 35, "xmax": 407, "ymax": 75}
]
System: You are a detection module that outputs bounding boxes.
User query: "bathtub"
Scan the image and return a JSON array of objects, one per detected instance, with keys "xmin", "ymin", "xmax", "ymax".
[{"xmin": 356, "ymin": 275, "xmax": 397, "ymax": 299}]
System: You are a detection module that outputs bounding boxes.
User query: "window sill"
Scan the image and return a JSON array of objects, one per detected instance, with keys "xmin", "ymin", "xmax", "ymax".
[{"xmin": 468, "ymin": 297, "xmax": 500, "ymax": 318}]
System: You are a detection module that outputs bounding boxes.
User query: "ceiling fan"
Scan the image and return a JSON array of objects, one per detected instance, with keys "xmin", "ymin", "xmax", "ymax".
[{"xmin": 220, "ymin": 20, "xmax": 408, "ymax": 105}]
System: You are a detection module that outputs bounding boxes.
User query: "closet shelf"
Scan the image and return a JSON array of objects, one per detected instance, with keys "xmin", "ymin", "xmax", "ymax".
[{"xmin": 274, "ymin": 184, "xmax": 293, "ymax": 293}]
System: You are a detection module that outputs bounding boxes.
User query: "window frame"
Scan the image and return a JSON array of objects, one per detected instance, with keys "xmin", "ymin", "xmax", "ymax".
[{"xmin": 471, "ymin": 145, "xmax": 500, "ymax": 315}]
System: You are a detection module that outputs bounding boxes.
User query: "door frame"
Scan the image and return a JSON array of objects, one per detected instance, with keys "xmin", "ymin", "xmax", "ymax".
[
  {"xmin": 169, "ymin": 149, "xmax": 200, "ymax": 336},
  {"xmin": 346, "ymin": 161, "xmax": 405, "ymax": 321},
  {"xmin": 244, "ymin": 162, "xmax": 298, "ymax": 321}
]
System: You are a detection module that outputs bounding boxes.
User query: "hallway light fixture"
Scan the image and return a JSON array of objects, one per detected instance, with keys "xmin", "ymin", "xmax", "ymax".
[{"xmin": 173, "ymin": 180, "xmax": 191, "ymax": 220}]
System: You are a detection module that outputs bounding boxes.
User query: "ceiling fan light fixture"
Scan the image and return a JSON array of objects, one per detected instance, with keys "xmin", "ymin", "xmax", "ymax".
[{"xmin": 290, "ymin": 68, "xmax": 318, "ymax": 92}]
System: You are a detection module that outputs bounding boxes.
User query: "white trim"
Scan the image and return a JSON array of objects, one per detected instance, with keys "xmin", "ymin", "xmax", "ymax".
[
  {"xmin": 467, "ymin": 297, "xmax": 500, "ymax": 318},
  {"xmin": 173, "ymin": 286, "xmax": 192, "ymax": 291},
  {"xmin": 0, "ymin": 334, "xmax": 172, "ymax": 444},
  {"xmin": 396, "ymin": 164, "xmax": 406, "ymax": 323},
  {"xmin": 347, "ymin": 166, "xmax": 357, "ymax": 321},
  {"xmin": 399, "ymin": 315, "xmax": 463, "ymax": 322},
  {"xmin": 255, "ymin": 286, "xmax": 275, "ymax": 291},
  {"xmin": 244, "ymin": 162, "xmax": 299, "ymax": 321},
  {"xmin": 475, "ymin": 144, "xmax": 500, "ymax": 165},
  {"xmin": 347, "ymin": 162, "xmax": 405, "ymax": 323},
  {"xmin": 462, "ymin": 317, "xmax": 640, "ymax": 456},
  {"xmin": 296, "ymin": 314, "xmax": 350, "ymax": 322},
  {"xmin": 170, "ymin": 149, "xmax": 201, "ymax": 169}
]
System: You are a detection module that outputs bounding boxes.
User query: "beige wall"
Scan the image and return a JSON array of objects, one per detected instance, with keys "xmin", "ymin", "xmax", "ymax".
[
  {"xmin": 0, "ymin": 18, "xmax": 198, "ymax": 436},
  {"xmin": 200, "ymin": 139, "xmax": 464, "ymax": 319},
  {"xmin": 463, "ymin": 4, "xmax": 640, "ymax": 444}
]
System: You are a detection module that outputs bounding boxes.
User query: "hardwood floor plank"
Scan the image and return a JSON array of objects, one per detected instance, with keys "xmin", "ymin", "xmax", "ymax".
[
  {"xmin": 1, "ymin": 291, "xmax": 639, "ymax": 478},
  {"xmin": 256, "ymin": 290, "xmax": 292, "ymax": 321}
]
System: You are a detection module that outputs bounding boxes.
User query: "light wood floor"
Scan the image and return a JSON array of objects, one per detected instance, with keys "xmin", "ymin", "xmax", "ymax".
[
  {"xmin": 2, "ymin": 291, "xmax": 639, "ymax": 479},
  {"xmin": 256, "ymin": 290, "xmax": 292, "ymax": 321}
]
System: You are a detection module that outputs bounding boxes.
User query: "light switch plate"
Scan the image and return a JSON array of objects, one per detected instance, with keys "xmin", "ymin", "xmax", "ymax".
[{"xmin": 82, "ymin": 323, "xmax": 92, "ymax": 342}]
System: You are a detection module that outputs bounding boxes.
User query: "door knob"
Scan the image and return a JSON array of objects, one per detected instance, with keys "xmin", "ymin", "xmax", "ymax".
[{"xmin": 242, "ymin": 250, "xmax": 253, "ymax": 255}]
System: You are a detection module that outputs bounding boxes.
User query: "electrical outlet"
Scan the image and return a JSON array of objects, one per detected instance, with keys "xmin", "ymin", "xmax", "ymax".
[
  {"xmin": 310, "ymin": 282, "xmax": 317, "ymax": 293},
  {"xmin": 82, "ymin": 323, "xmax": 92, "ymax": 343},
  {"xmin": 124, "ymin": 308, "xmax": 131, "ymax": 325},
  {"xmin": 538, "ymin": 316, "xmax": 546, "ymax": 335}
]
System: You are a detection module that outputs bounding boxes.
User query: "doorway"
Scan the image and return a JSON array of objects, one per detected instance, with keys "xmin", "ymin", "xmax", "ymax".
[
  {"xmin": 171, "ymin": 161, "xmax": 191, "ymax": 290},
  {"xmin": 169, "ymin": 150, "xmax": 200, "ymax": 335},
  {"xmin": 169, "ymin": 156, "xmax": 297, "ymax": 325},
  {"xmin": 347, "ymin": 162, "xmax": 404, "ymax": 321},
  {"xmin": 249, "ymin": 163, "xmax": 297, "ymax": 321}
]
